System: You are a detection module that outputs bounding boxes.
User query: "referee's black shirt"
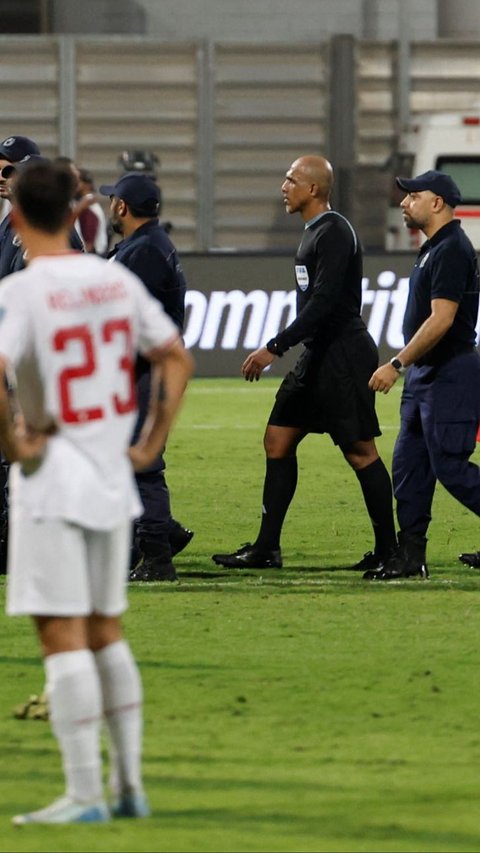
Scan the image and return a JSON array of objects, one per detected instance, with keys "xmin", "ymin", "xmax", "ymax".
[{"xmin": 275, "ymin": 210, "xmax": 364, "ymax": 353}]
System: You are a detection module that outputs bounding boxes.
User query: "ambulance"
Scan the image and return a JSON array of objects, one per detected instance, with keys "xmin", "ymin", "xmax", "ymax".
[{"xmin": 385, "ymin": 111, "xmax": 480, "ymax": 251}]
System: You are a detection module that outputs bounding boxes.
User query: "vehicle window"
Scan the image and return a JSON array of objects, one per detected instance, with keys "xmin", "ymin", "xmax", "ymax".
[{"xmin": 436, "ymin": 156, "xmax": 480, "ymax": 204}]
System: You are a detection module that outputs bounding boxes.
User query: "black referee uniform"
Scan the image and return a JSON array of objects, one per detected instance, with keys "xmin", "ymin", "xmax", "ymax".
[{"xmin": 270, "ymin": 211, "xmax": 380, "ymax": 444}]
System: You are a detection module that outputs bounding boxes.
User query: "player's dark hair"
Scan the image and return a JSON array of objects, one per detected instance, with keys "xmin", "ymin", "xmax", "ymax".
[{"xmin": 13, "ymin": 161, "xmax": 76, "ymax": 234}]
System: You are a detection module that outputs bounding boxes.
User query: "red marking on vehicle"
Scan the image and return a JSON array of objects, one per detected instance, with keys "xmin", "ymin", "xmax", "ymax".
[{"xmin": 456, "ymin": 209, "xmax": 480, "ymax": 218}]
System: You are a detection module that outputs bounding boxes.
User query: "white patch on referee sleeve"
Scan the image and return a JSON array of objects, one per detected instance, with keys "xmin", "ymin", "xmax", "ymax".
[{"xmin": 295, "ymin": 265, "xmax": 309, "ymax": 291}]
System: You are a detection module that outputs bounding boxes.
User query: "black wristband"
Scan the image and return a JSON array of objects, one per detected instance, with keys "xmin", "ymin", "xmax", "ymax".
[{"xmin": 266, "ymin": 338, "xmax": 284, "ymax": 357}]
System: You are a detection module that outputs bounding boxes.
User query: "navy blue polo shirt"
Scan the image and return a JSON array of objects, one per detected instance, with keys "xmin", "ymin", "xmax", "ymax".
[
  {"xmin": 0, "ymin": 217, "xmax": 85, "ymax": 278},
  {"xmin": 403, "ymin": 219, "xmax": 479, "ymax": 365},
  {"xmin": 0, "ymin": 216, "xmax": 19, "ymax": 279},
  {"xmin": 110, "ymin": 219, "xmax": 186, "ymax": 331}
]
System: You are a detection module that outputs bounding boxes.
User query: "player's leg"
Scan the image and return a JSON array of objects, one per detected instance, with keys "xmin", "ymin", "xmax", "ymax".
[
  {"xmin": 89, "ymin": 614, "xmax": 150, "ymax": 818},
  {"xmin": 7, "ymin": 513, "xmax": 109, "ymax": 825},
  {"xmin": 87, "ymin": 523, "xmax": 150, "ymax": 818}
]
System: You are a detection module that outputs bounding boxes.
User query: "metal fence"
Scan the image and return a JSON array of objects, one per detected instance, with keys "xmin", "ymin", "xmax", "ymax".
[{"xmin": 0, "ymin": 34, "xmax": 479, "ymax": 251}]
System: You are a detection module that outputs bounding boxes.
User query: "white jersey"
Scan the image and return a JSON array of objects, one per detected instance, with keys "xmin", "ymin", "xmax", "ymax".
[{"xmin": 0, "ymin": 253, "xmax": 178, "ymax": 530}]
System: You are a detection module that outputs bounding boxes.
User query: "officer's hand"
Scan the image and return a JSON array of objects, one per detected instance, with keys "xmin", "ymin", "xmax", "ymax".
[
  {"xmin": 241, "ymin": 347, "xmax": 275, "ymax": 382},
  {"xmin": 368, "ymin": 363, "xmax": 399, "ymax": 394}
]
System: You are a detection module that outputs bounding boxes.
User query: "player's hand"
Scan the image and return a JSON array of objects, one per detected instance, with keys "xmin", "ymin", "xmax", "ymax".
[
  {"xmin": 368, "ymin": 363, "xmax": 399, "ymax": 394},
  {"xmin": 15, "ymin": 427, "xmax": 51, "ymax": 476},
  {"xmin": 241, "ymin": 347, "xmax": 275, "ymax": 382}
]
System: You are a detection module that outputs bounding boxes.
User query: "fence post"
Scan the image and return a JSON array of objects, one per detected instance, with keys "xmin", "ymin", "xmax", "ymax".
[
  {"xmin": 328, "ymin": 34, "xmax": 356, "ymax": 222},
  {"xmin": 57, "ymin": 35, "xmax": 76, "ymax": 159},
  {"xmin": 196, "ymin": 39, "xmax": 215, "ymax": 251}
]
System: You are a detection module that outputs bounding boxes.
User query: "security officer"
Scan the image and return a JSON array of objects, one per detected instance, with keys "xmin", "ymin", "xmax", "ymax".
[
  {"xmin": 100, "ymin": 172, "xmax": 193, "ymax": 582},
  {"xmin": 366, "ymin": 170, "xmax": 480, "ymax": 580},
  {"xmin": 0, "ymin": 136, "xmax": 43, "ymax": 573},
  {"xmin": 0, "ymin": 135, "xmax": 42, "ymax": 278}
]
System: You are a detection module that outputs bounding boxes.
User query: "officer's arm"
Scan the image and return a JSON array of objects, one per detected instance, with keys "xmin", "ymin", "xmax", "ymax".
[
  {"xmin": 395, "ymin": 298, "xmax": 458, "ymax": 366},
  {"xmin": 369, "ymin": 299, "xmax": 458, "ymax": 394}
]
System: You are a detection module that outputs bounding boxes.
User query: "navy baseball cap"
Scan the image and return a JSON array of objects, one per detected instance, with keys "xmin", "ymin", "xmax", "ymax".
[
  {"xmin": 1, "ymin": 154, "xmax": 47, "ymax": 179},
  {"xmin": 396, "ymin": 170, "xmax": 462, "ymax": 208},
  {"xmin": 99, "ymin": 172, "xmax": 160, "ymax": 207},
  {"xmin": 0, "ymin": 135, "xmax": 41, "ymax": 163}
]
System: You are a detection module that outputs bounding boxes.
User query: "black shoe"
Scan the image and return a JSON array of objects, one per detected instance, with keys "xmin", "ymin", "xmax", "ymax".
[
  {"xmin": 458, "ymin": 550, "xmax": 480, "ymax": 568},
  {"xmin": 363, "ymin": 552, "xmax": 429, "ymax": 581},
  {"xmin": 168, "ymin": 522, "xmax": 194, "ymax": 557},
  {"xmin": 129, "ymin": 555, "xmax": 177, "ymax": 582},
  {"xmin": 348, "ymin": 551, "xmax": 384, "ymax": 572},
  {"xmin": 212, "ymin": 542, "xmax": 282, "ymax": 569},
  {"xmin": 364, "ymin": 531, "xmax": 429, "ymax": 581}
]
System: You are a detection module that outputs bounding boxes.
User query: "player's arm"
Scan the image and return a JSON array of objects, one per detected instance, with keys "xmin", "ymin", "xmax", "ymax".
[
  {"xmin": 0, "ymin": 356, "xmax": 50, "ymax": 474},
  {"xmin": 129, "ymin": 338, "xmax": 194, "ymax": 472},
  {"xmin": 369, "ymin": 298, "xmax": 458, "ymax": 393}
]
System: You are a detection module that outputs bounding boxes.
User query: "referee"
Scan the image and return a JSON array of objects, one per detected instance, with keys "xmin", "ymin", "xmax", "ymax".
[{"xmin": 213, "ymin": 155, "xmax": 397, "ymax": 571}]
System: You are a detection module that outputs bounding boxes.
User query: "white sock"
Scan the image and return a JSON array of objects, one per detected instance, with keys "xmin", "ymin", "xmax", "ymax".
[
  {"xmin": 45, "ymin": 649, "xmax": 103, "ymax": 803},
  {"xmin": 94, "ymin": 640, "xmax": 144, "ymax": 796}
]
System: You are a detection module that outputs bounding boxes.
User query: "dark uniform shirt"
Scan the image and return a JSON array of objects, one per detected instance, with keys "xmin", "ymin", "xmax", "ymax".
[
  {"xmin": 275, "ymin": 210, "xmax": 364, "ymax": 353},
  {"xmin": 109, "ymin": 219, "xmax": 187, "ymax": 381},
  {"xmin": 403, "ymin": 219, "xmax": 479, "ymax": 366},
  {"xmin": 110, "ymin": 220, "xmax": 186, "ymax": 330},
  {"xmin": 0, "ymin": 216, "xmax": 19, "ymax": 279},
  {"xmin": 0, "ymin": 215, "xmax": 85, "ymax": 279}
]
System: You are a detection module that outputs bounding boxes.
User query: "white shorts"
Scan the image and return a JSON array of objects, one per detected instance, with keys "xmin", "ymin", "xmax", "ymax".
[{"xmin": 6, "ymin": 504, "xmax": 132, "ymax": 617}]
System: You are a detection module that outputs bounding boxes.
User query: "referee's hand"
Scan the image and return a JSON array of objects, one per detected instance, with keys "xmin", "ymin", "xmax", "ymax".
[{"xmin": 241, "ymin": 346, "xmax": 275, "ymax": 382}]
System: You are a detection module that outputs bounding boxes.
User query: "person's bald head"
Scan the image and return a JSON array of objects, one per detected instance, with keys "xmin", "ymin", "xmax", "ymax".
[
  {"xmin": 281, "ymin": 155, "xmax": 334, "ymax": 219},
  {"xmin": 294, "ymin": 156, "xmax": 333, "ymax": 198}
]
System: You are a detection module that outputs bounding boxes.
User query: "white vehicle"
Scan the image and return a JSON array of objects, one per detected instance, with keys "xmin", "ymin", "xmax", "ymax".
[{"xmin": 385, "ymin": 111, "xmax": 480, "ymax": 251}]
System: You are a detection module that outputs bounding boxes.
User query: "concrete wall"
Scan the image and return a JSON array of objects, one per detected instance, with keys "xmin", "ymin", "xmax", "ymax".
[{"xmin": 69, "ymin": 0, "xmax": 437, "ymax": 42}]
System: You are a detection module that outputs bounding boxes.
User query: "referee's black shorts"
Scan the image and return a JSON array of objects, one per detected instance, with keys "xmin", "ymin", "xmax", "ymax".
[{"xmin": 268, "ymin": 328, "xmax": 381, "ymax": 446}]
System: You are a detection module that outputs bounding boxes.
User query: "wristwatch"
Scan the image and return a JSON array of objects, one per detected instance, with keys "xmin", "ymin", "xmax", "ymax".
[{"xmin": 390, "ymin": 357, "xmax": 406, "ymax": 375}]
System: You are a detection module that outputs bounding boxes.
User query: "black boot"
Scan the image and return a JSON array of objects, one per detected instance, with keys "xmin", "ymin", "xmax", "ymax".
[
  {"xmin": 129, "ymin": 539, "xmax": 177, "ymax": 582},
  {"xmin": 363, "ymin": 531, "xmax": 429, "ymax": 581}
]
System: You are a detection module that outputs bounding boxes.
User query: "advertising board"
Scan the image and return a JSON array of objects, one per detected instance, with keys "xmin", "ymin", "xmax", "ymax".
[{"xmin": 180, "ymin": 253, "xmax": 479, "ymax": 376}]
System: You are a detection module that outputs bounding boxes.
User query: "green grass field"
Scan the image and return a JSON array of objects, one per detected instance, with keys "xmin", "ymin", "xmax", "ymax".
[{"xmin": 1, "ymin": 377, "xmax": 480, "ymax": 853}]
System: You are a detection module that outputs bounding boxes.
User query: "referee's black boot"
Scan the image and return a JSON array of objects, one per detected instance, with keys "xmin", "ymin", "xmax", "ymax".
[
  {"xmin": 458, "ymin": 550, "xmax": 480, "ymax": 568},
  {"xmin": 212, "ymin": 542, "xmax": 282, "ymax": 569},
  {"xmin": 363, "ymin": 531, "xmax": 429, "ymax": 581},
  {"xmin": 129, "ymin": 539, "xmax": 177, "ymax": 582}
]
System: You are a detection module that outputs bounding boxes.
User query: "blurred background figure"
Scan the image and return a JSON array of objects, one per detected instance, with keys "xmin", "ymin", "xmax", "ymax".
[{"xmin": 75, "ymin": 167, "xmax": 109, "ymax": 256}]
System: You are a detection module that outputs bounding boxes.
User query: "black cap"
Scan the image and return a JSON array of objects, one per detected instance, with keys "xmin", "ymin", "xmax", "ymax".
[
  {"xmin": 396, "ymin": 170, "xmax": 462, "ymax": 208},
  {"xmin": 99, "ymin": 172, "xmax": 160, "ymax": 208},
  {"xmin": 0, "ymin": 135, "xmax": 41, "ymax": 163},
  {"xmin": 1, "ymin": 154, "xmax": 46, "ymax": 179}
]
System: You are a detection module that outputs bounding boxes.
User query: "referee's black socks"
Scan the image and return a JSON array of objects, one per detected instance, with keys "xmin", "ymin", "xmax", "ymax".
[
  {"xmin": 255, "ymin": 457, "xmax": 298, "ymax": 552},
  {"xmin": 355, "ymin": 457, "xmax": 397, "ymax": 558}
]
